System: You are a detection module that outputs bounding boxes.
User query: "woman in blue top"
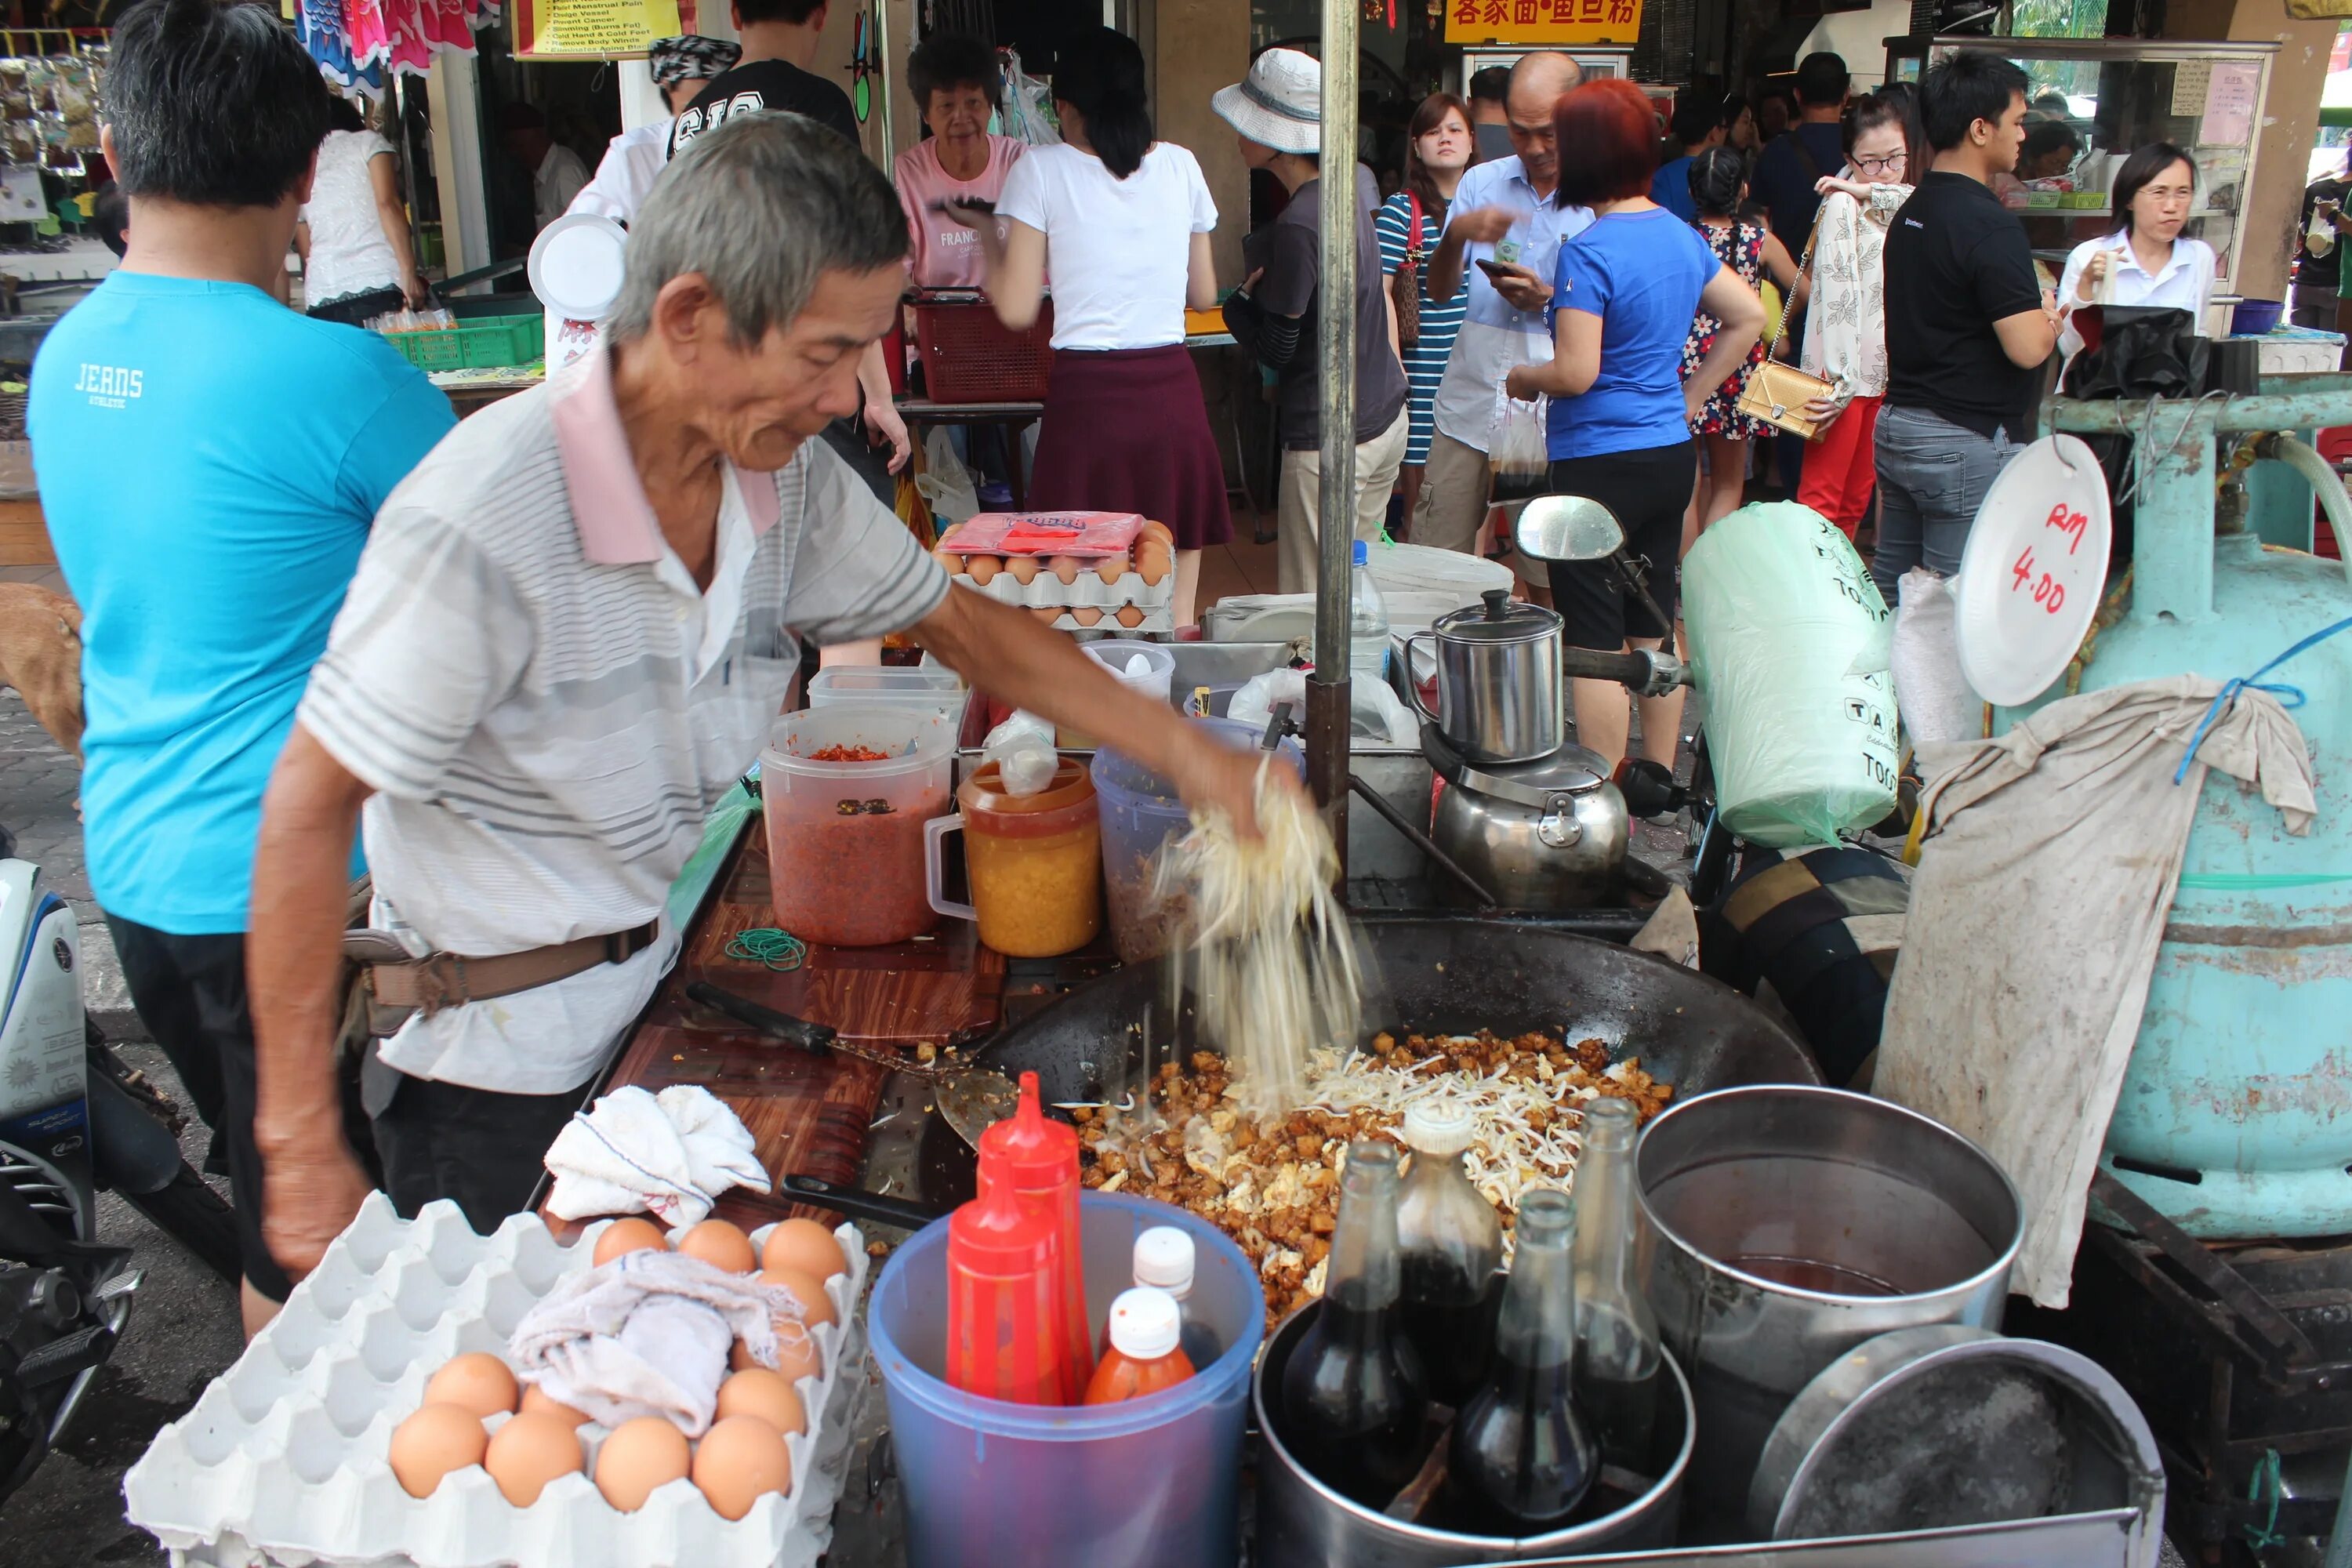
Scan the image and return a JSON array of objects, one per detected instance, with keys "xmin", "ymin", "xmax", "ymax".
[
  {"xmin": 1375, "ymin": 92, "xmax": 1476, "ymax": 528},
  {"xmin": 1508, "ymin": 78, "xmax": 1765, "ymax": 770}
]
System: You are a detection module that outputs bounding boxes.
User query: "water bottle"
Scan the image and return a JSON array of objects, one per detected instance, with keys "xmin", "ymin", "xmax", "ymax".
[{"xmin": 1349, "ymin": 539, "xmax": 1390, "ymax": 682}]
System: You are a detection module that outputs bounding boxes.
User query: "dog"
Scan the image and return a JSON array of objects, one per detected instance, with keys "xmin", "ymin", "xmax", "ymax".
[{"xmin": 0, "ymin": 583, "xmax": 84, "ymax": 758}]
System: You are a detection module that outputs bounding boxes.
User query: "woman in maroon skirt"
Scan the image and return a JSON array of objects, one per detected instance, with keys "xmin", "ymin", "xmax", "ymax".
[{"xmin": 950, "ymin": 26, "xmax": 1229, "ymax": 626}]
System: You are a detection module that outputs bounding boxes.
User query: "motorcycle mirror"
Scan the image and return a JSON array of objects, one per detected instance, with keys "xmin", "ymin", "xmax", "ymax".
[{"xmin": 1512, "ymin": 495, "xmax": 1626, "ymax": 564}]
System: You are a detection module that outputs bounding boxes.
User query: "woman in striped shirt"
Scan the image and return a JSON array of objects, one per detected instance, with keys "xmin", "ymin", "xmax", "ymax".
[{"xmin": 1376, "ymin": 93, "xmax": 1477, "ymax": 530}]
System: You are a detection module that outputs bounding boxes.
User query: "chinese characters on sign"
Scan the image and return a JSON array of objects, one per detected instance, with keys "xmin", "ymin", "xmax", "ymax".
[{"xmin": 1445, "ymin": 0, "xmax": 1642, "ymax": 45}]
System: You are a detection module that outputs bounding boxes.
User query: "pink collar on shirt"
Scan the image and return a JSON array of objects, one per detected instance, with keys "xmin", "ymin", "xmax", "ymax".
[{"xmin": 549, "ymin": 346, "xmax": 782, "ymax": 565}]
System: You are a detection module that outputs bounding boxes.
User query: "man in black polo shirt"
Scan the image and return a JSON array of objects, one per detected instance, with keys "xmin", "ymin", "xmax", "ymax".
[{"xmin": 1872, "ymin": 49, "xmax": 2057, "ymax": 609}]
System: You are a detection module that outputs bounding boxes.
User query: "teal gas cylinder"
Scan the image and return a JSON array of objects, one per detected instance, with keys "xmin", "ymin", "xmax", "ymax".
[{"xmin": 2031, "ymin": 386, "xmax": 2352, "ymax": 1238}]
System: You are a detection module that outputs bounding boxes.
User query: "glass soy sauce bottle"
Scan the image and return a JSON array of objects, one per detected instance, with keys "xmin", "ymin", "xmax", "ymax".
[
  {"xmin": 1395, "ymin": 1101, "xmax": 1504, "ymax": 1407},
  {"xmin": 1572, "ymin": 1098, "xmax": 1664, "ymax": 1473},
  {"xmin": 1278, "ymin": 1139, "xmax": 1429, "ymax": 1506},
  {"xmin": 1445, "ymin": 1188, "xmax": 1599, "ymax": 1536}
]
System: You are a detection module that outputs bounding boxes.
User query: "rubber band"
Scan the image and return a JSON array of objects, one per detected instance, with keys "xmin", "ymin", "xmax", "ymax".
[{"xmin": 726, "ymin": 928, "xmax": 808, "ymax": 971}]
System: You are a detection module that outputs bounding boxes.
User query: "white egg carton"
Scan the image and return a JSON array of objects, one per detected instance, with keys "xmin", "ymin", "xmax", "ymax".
[
  {"xmin": 955, "ymin": 564, "xmax": 1175, "ymax": 627},
  {"xmin": 125, "ymin": 1196, "xmax": 871, "ymax": 1568}
]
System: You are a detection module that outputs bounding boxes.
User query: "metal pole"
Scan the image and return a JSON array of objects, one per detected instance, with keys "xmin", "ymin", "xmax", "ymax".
[{"xmin": 1306, "ymin": 0, "xmax": 1359, "ymax": 869}]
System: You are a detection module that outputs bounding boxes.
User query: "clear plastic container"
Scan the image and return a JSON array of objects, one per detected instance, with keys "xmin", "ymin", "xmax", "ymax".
[
  {"xmin": 806, "ymin": 666, "xmax": 971, "ymax": 732},
  {"xmin": 925, "ymin": 759, "xmax": 1102, "ymax": 958},
  {"xmin": 760, "ymin": 706, "xmax": 955, "ymax": 947},
  {"xmin": 1062, "ymin": 641, "xmax": 1178, "ymax": 749},
  {"xmin": 869, "ymin": 1193, "xmax": 1268, "ymax": 1568},
  {"xmin": 1090, "ymin": 717, "xmax": 1304, "ymax": 964}
]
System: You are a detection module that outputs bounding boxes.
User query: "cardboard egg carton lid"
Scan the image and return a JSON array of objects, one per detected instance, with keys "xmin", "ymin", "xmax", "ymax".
[
  {"xmin": 956, "ymin": 567, "xmax": 1175, "ymax": 613},
  {"xmin": 125, "ymin": 1196, "xmax": 870, "ymax": 1568}
]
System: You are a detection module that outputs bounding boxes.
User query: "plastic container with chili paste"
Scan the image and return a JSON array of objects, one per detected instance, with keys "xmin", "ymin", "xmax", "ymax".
[
  {"xmin": 760, "ymin": 706, "xmax": 954, "ymax": 947},
  {"xmin": 924, "ymin": 757, "xmax": 1102, "ymax": 959}
]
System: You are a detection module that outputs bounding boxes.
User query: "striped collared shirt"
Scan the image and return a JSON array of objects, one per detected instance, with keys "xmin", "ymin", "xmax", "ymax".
[{"xmin": 299, "ymin": 347, "xmax": 949, "ymax": 1093}]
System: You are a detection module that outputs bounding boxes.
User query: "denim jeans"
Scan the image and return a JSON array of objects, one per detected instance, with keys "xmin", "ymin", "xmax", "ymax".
[{"xmin": 1870, "ymin": 404, "xmax": 2020, "ymax": 608}]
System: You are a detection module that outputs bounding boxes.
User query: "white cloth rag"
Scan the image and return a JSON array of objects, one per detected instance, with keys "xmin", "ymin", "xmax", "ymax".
[
  {"xmin": 1874, "ymin": 676, "xmax": 2315, "ymax": 1308},
  {"xmin": 543, "ymin": 1083, "xmax": 770, "ymax": 1229},
  {"xmin": 508, "ymin": 1247, "xmax": 808, "ymax": 1435}
]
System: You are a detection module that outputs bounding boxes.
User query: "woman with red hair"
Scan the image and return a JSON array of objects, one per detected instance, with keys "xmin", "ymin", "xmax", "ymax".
[{"xmin": 1508, "ymin": 78, "xmax": 1765, "ymax": 771}]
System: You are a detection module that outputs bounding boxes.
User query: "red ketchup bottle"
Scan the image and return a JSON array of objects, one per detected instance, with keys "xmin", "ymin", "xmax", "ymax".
[
  {"xmin": 977, "ymin": 1071, "xmax": 1094, "ymax": 1400},
  {"xmin": 945, "ymin": 1167, "xmax": 1068, "ymax": 1403}
]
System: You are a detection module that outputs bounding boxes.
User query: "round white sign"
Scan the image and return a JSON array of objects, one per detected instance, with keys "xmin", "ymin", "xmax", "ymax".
[
  {"xmin": 528, "ymin": 212, "xmax": 628, "ymax": 321},
  {"xmin": 1952, "ymin": 434, "xmax": 2114, "ymax": 707}
]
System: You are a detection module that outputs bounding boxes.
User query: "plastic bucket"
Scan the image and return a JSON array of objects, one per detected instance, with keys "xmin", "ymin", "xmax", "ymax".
[
  {"xmin": 2231, "ymin": 298, "xmax": 2284, "ymax": 336},
  {"xmin": 760, "ymin": 706, "xmax": 955, "ymax": 946},
  {"xmin": 1091, "ymin": 717, "xmax": 1303, "ymax": 963},
  {"xmin": 869, "ymin": 1192, "xmax": 1269, "ymax": 1568}
]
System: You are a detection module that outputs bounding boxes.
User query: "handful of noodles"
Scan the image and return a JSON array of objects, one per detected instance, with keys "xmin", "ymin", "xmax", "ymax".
[{"xmin": 1153, "ymin": 760, "xmax": 1360, "ymax": 1116}]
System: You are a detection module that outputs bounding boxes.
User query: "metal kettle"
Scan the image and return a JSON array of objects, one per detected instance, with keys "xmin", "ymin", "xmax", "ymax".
[
  {"xmin": 1403, "ymin": 590, "xmax": 1564, "ymax": 764},
  {"xmin": 1423, "ymin": 724, "xmax": 1630, "ymax": 909}
]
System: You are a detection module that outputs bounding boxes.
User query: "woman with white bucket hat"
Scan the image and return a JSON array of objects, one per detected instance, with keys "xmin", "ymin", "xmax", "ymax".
[{"xmin": 1215, "ymin": 47, "xmax": 1411, "ymax": 597}]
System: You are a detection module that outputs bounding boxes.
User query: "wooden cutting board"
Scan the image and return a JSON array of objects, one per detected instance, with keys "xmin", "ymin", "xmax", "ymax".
[{"xmin": 602, "ymin": 814, "xmax": 1007, "ymax": 1227}]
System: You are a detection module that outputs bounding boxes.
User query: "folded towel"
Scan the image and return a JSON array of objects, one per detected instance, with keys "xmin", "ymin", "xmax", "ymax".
[
  {"xmin": 543, "ymin": 1083, "xmax": 771, "ymax": 1229},
  {"xmin": 508, "ymin": 1247, "xmax": 810, "ymax": 1435}
]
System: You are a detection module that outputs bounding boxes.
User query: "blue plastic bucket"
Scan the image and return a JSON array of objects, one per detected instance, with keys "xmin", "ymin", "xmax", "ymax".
[
  {"xmin": 868, "ymin": 1192, "xmax": 1268, "ymax": 1568},
  {"xmin": 2231, "ymin": 298, "xmax": 2284, "ymax": 335}
]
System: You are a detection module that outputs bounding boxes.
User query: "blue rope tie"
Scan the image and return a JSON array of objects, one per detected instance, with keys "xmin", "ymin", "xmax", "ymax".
[{"xmin": 2173, "ymin": 614, "xmax": 2352, "ymax": 786}]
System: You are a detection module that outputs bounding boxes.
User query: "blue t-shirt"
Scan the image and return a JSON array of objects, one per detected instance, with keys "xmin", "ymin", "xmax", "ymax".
[
  {"xmin": 31, "ymin": 273, "xmax": 454, "ymax": 933},
  {"xmin": 1547, "ymin": 208, "xmax": 1721, "ymax": 461},
  {"xmin": 1650, "ymin": 154, "xmax": 1697, "ymax": 223}
]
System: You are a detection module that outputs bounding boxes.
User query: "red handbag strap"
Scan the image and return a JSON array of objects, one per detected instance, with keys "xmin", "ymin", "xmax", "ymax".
[{"xmin": 1408, "ymin": 191, "xmax": 1423, "ymax": 252}]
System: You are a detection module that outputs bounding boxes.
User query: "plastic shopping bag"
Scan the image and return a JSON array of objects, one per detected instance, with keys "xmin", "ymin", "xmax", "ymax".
[
  {"xmin": 1888, "ymin": 569, "xmax": 1981, "ymax": 746},
  {"xmin": 1488, "ymin": 388, "xmax": 1549, "ymax": 504},
  {"xmin": 913, "ymin": 426, "xmax": 980, "ymax": 527},
  {"xmin": 998, "ymin": 49, "xmax": 1061, "ymax": 147},
  {"xmin": 1682, "ymin": 501, "xmax": 1897, "ymax": 848}
]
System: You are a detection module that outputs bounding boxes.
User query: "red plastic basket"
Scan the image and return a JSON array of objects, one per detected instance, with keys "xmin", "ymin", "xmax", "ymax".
[{"xmin": 913, "ymin": 297, "xmax": 1054, "ymax": 403}]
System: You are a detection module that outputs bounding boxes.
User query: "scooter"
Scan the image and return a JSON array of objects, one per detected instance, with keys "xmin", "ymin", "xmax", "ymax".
[{"xmin": 0, "ymin": 822, "xmax": 241, "ymax": 1500}]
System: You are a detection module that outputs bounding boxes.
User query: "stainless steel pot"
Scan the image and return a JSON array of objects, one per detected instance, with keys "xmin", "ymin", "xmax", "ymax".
[
  {"xmin": 1403, "ymin": 590, "xmax": 1563, "ymax": 764},
  {"xmin": 1635, "ymin": 1087, "xmax": 2024, "ymax": 1537},
  {"xmin": 1428, "ymin": 740, "xmax": 1629, "ymax": 909},
  {"xmin": 1253, "ymin": 1300, "xmax": 1693, "ymax": 1568}
]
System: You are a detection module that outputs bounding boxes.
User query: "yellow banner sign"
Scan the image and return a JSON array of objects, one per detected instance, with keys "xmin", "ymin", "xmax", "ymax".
[
  {"xmin": 1443, "ymin": 0, "xmax": 1642, "ymax": 45},
  {"xmin": 514, "ymin": 0, "xmax": 682, "ymax": 58}
]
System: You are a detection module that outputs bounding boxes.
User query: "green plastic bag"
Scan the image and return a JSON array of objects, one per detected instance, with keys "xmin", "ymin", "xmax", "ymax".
[{"xmin": 1683, "ymin": 502, "xmax": 1898, "ymax": 848}]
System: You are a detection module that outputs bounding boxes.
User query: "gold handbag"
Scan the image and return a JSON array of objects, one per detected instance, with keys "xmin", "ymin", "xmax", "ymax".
[{"xmin": 1736, "ymin": 225, "xmax": 1837, "ymax": 441}]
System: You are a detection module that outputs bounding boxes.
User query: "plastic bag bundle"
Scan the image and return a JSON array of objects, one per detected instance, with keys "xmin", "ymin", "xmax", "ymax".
[
  {"xmin": 998, "ymin": 49, "xmax": 1061, "ymax": 147},
  {"xmin": 914, "ymin": 426, "xmax": 980, "ymax": 526},
  {"xmin": 1888, "ymin": 568, "xmax": 1981, "ymax": 746},
  {"xmin": 1682, "ymin": 501, "xmax": 1897, "ymax": 848},
  {"xmin": 1488, "ymin": 390, "xmax": 1549, "ymax": 503}
]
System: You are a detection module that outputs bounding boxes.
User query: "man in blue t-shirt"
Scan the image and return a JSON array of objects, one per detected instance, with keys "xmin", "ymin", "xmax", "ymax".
[
  {"xmin": 1650, "ymin": 96, "xmax": 1726, "ymax": 223},
  {"xmin": 1751, "ymin": 52, "xmax": 1850, "ymax": 256},
  {"xmin": 29, "ymin": 0, "xmax": 452, "ymax": 1335}
]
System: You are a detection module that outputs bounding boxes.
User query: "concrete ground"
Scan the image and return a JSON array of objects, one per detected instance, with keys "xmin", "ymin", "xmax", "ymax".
[{"xmin": 2, "ymin": 688, "xmax": 241, "ymax": 1566}]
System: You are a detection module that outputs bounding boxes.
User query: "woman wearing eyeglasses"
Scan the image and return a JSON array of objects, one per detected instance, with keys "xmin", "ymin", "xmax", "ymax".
[
  {"xmin": 1793, "ymin": 89, "xmax": 1922, "ymax": 540},
  {"xmin": 2053, "ymin": 143, "xmax": 2213, "ymax": 361}
]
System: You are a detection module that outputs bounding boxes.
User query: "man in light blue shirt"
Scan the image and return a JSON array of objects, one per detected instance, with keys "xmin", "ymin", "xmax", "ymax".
[
  {"xmin": 30, "ymin": 0, "xmax": 452, "ymax": 1334},
  {"xmin": 1414, "ymin": 50, "xmax": 1592, "ymax": 561}
]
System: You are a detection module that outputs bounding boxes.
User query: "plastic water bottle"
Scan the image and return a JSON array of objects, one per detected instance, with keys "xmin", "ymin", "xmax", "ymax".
[{"xmin": 1349, "ymin": 539, "xmax": 1390, "ymax": 682}]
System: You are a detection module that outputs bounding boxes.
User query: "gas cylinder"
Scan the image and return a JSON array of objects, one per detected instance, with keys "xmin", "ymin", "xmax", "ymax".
[{"xmin": 2027, "ymin": 395, "xmax": 2352, "ymax": 1239}]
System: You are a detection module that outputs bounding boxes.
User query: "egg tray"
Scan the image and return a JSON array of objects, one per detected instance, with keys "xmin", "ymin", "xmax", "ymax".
[
  {"xmin": 953, "ymin": 568, "xmax": 1174, "ymax": 635},
  {"xmin": 124, "ymin": 1196, "xmax": 871, "ymax": 1568}
]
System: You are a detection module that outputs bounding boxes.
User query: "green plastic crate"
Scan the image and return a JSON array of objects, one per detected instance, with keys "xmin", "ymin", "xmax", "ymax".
[{"xmin": 379, "ymin": 314, "xmax": 546, "ymax": 371}]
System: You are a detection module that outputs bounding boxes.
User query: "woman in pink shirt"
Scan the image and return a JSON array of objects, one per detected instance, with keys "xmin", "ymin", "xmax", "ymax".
[{"xmin": 894, "ymin": 34, "xmax": 1023, "ymax": 289}]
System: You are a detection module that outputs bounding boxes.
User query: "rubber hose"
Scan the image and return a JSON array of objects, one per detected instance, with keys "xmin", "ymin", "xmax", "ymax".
[{"xmin": 2270, "ymin": 434, "xmax": 2352, "ymax": 587}]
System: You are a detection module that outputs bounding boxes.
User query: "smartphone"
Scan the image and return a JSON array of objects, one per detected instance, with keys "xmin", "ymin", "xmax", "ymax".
[
  {"xmin": 931, "ymin": 197, "xmax": 996, "ymax": 215},
  {"xmin": 1475, "ymin": 258, "xmax": 1523, "ymax": 281}
]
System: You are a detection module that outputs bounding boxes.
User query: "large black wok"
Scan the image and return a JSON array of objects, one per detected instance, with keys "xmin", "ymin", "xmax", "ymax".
[{"xmin": 917, "ymin": 916, "xmax": 1820, "ymax": 1207}]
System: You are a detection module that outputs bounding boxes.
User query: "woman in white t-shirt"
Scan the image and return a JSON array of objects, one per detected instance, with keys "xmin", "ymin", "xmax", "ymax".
[
  {"xmin": 2056, "ymin": 141, "xmax": 2216, "ymax": 361},
  {"xmin": 296, "ymin": 97, "xmax": 425, "ymax": 326},
  {"xmin": 954, "ymin": 26, "xmax": 1228, "ymax": 626}
]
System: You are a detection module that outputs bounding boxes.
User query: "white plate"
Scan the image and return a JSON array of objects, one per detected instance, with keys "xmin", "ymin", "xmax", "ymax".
[
  {"xmin": 528, "ymin": 212, "xmax": 629, "ymax": 321},
  {"xmin": 1952, "ymin": 434, "xmax": 2113, "ymax": 707}
]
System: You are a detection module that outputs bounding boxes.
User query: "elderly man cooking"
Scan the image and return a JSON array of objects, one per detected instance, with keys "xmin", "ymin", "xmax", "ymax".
[{"xmin": 249, "ymin": 112, "xmax": 1269, "ymax": 1281}]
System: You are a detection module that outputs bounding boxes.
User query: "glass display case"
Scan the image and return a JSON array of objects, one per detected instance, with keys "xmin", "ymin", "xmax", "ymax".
[{"xmin": 1883, "ymin": 34, "xmax": 2277, "ymax": 296}]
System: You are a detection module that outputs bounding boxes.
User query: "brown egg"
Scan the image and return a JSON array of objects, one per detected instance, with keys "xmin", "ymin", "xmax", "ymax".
[
  {"xmin": 692, "ymin": 1414, "xmax": 794, "ymax": 1522},
  {"xmin": 964, "ymin": 554, "xmax": 1000, "ymax": 585},
  {"xmin": 389, "ymin": 1403, "xmax": 488, "ymax": 1499},
  {"xmin": 425, "ymin": 1352, "xmax": 519, "ymax": 1419},
  {"xmin": 758, "ymin": 1266, "xmax": 837, "ymax": 1329},
  {"xmin": 717, "ymin": 1368, "xmax": 808, "ymax": 1437},
  {"xmin": 484, "ymin": 1411, "xmax": 584, "ymax": 1507},
  {"xmin": 676, "ymin": 1218, "xmax": 757, "ymax": 1275},
  {"xmin": 1005, "ymin": 554, "xmax": 1042, "ymax": 584},
  {"xmin": 760, "ymin": 1218, "xmax": 849, "ymax": 1282},
  {"xmin": 1114, "ymin": 605, "xmax": 1146, "ymax": 628},
  {"xmin": 1134, "ymin": 540, "xmax": 1172, "ymax": 587},
  {"xmin": 593, "ymin": 1218, "xmax": 669, "ymax": 1267},
  {"xmin": 1138, "ymin": 519, "xmax": 1174, "ymax": 548},
  {"xmin": 771, "ymin": 1322, "xmax": 826, "ymax": 1383},
  {"xmin": 594, "ymin": 1416, "xmax": 691, "ymax": 1512},
  {"xmin": 1069, "ymin": 606, "xmax": 1103, "ymax": 627},
  {"xmin": 1094, "ymin": 554, "xmax": 1127, "ymax": 586},
  {"xmin": 931, "ymin": 545, "xmax": 964, "ymax": 576},
  {"xmin": 1047, "ymin": 554, "xmax": 1083, "ymax": 585},
  {"xmin": 729, "ymin": 1338, "xmax": 756, "ymax": 1373},
  {"xmin": 520, "ymin": 1385, "xmax": 591, "ymax": 1428},
  {"xmin": 1030, "ymin": 606, "xmax": 1063, "ymax": 626}
]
